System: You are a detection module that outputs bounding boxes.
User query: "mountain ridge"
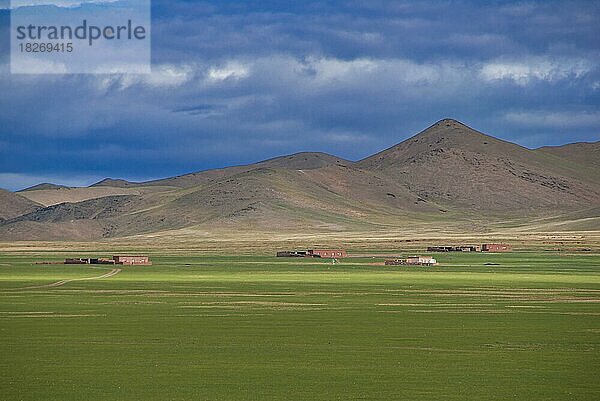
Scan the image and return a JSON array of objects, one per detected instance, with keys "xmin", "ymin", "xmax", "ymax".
[
  {"xmin": 141, "ymin": 151, "xmax": 352, "ymax": 188},
  {"xmin": 357, "ymin": 119, "xmax": 599, "ymax": 211},
  {"xmin": 1, "ymin": 119, "xmax": 598, "ymax": 240},
  {"xmin": 18, "ymin": 183, "xmax": 70, "ymax": 192}
]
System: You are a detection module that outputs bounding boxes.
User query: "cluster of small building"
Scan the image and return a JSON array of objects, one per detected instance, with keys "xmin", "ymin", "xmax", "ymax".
[
  {"xmin": 382, "ymin": 243, "xmax": 512, "ymax": 267},
  {"xmin": 277, "ymin": 249, "xmax": 347, "ymax": 258},
  {"xmin": 385, "ymin": 256, "xmax": 437, "ymax": 266},
  {"xmin": 427, "ymin": 244, "xmax": 511, "ymax": 252},
  {"xmin": 41, "ymin": 241, "xmax": 495, "ymax": 271},
  {"xmin": 41, "ymin": 242, "xmax": 513, "ymax": 270},
  {"xmin": 64, "ymin": 255, "xmax": 152, "ymax": 265},
  {"xmin": 54, "ymin": 243, "xmax": 511, "ymax": 268}
]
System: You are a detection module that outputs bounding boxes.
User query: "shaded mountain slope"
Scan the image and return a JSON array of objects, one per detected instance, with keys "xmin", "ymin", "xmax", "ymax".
[
  {"xmin": 19, "ymin": 183, "xmax": 70, "ymax": 191},
  {"xmin": 6, "ymin": 195, "xmax": 140, "ymax": 224},
  {"xmin": 0, "ymin": 194, "xmax": 153, "ymax": 240},
  {"xmin": 357, "ymin": 119, "xmax": 600, "ymax": 212},
  {"xmin": 0, "ymin": 189, "xmax": 42, "ymax": 220},
  {"xmin": 18, "ymin": 186, "xmax": 145, "ymax": 207}
]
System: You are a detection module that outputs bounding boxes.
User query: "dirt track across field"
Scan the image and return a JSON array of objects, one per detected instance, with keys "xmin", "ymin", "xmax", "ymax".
[{"xmin": 4, "ymin": 268, "xmax": 122, "ymax": 291}]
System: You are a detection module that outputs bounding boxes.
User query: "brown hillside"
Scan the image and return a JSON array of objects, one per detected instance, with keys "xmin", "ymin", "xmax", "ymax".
[
  {"xmin": 357, "ymin": 119, "xmax": 600, "ymax": 212},
  {"xmin": 91, "ymin": 178, "xmax": 138, "ymax": 188},
  {"xmin": 0, "ymin": 189, "xmax": 41, "ymax": 220},
  {"xmin": 101, "ymin": 165, "xmax": 437, "ymax": 237},
  {"xmin": 0, "ymin": 165, "xmax": 437, "ymax": 239},
  {"xmin": 19, "ymin": 183, "xmax": 69, "ymax": 191},
  {"xmin": 18, "ymin": 187, "xmax": 144, "ymax": 206},
  {"xmin": 537, "ymin": 141, "xmax": 600, "ymax": 172},
  {"xmin": 143, "ymin": 152, "xmax": 351, "ymax": 188}
]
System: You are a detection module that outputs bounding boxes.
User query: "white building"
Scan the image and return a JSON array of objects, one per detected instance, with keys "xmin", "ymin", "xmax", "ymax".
[{"xmin": 406, "ymin": 256, "xmax": 437, "ymax": 265}]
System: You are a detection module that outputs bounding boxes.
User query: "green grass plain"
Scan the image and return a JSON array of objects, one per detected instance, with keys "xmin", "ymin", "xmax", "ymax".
[{"xmin": 1, "ymin": 251, "xmax": 599, "ymax": 400}]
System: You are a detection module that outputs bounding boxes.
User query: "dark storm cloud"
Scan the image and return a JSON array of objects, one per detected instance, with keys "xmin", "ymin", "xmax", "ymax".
[{"xmin": 1, "ymin": 0, "xmax": 599, "ymax": 190}]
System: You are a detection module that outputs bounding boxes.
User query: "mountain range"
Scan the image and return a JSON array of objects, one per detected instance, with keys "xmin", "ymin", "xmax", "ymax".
[{"xmin": 1, "ymin": 119, "xmax": 598, "ymax": 240}]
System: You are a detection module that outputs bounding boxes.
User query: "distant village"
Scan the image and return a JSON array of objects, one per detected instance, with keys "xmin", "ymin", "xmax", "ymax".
[
  {"xmin": 39, "ymin": 255, "xmax": 152, "ymax": 266},
  {"xmin": 37, "ymin": 243, "xmax": 511, "ymax": 267},
  {"xmin": 277, "ymin": 244, "xmax": 512, "ymax": 266}
]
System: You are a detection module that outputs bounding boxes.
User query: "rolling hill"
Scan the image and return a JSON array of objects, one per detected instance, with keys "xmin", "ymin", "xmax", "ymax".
[
  {"xmin": 537, "ymin": 141, "xmax": 600, "ymax": 183},
  {"xmin": 17, "ymin": 186, "xmax": 146, "ymax": 207},
  {"xmin": 0, "ymin": 189, "xmax": 41, "ymax": 221},
  {"xmin": 1, "ymin": 119, "xmax": 598, "ymax": 240},
  {"xmin": 19, "ymin": 183, "xmax": 70, "ymax": 191},
  {"xmin": 142, "ymin": 152, "xmax": 352, "ymax": 188},
  {"xmin": 91, "ymin": 178, "xmax": 139, "ymax": 188}
]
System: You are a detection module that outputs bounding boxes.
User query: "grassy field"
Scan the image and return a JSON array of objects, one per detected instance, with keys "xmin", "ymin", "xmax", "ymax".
[{"xmin": 1, "ymin": 251, "xmax": 599, "ymax": 400}]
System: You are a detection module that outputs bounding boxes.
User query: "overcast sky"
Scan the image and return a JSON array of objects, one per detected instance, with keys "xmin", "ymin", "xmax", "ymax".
[{"xmin": 1, "ymin": 0, "xmax": 599, "ymax": 190}]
